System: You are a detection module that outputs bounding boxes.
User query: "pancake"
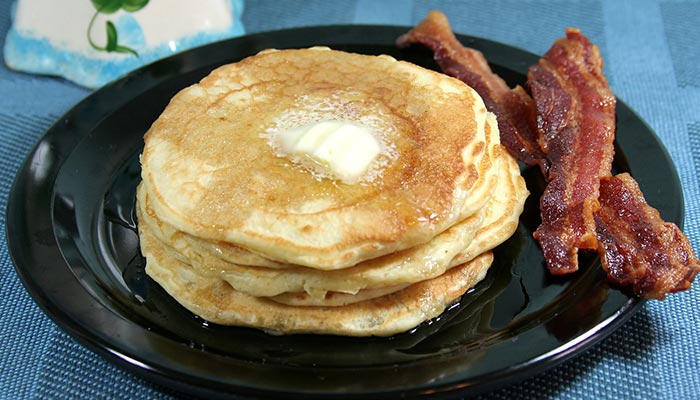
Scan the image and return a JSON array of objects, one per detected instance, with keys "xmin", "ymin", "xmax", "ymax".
[
  {"xmin": 137, "ymin": 46, "xmax": 530, "ymax": 336},
  {"xmin": 138, "ymin": 185, "xmax": 483, "ymax": 297},
  {"xmin": 136, "ymin": 143, "xmax": 526, "ymax": 301},
  {"xmin": 139, "ymin": 221, "xmax": 495, "ymax": 337},
  {"xmin": 140, "ymin": 112, "xmax": 502, "ymax": 270},
  {"xmin": 140, "ymin": 47, "xmax": 498, "ymax": 269}
]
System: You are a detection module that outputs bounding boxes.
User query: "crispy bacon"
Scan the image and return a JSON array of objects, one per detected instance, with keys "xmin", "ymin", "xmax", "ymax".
[
  {"xmin": 528, "ymin": 28, "xmax": 617, "ymax": 274},
  {"xmin": 396, "ymin": 10, "xmax": 547, "ymax": 172},
  {"xmin": 397, "ymin": 12, "xmax": 699, "ymax": 298},
  {"xmin": 595, "ymin": 174, "xmax": 699, "ymax": 299}
]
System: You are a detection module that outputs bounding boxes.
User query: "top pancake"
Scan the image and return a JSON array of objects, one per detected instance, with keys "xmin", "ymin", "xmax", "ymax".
[{"xmin": 141, "ymin": 47, "xmax": 493, "ymax": 269}]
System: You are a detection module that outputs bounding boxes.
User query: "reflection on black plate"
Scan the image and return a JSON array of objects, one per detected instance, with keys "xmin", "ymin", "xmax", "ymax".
[{"xmin": 6, "ymin": 26, "xmax": 683, "ymax": 399}]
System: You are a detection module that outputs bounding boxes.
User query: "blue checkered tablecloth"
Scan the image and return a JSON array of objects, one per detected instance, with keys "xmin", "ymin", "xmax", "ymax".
[{"xmin": 2, "ymin": 1, "xmax": 699, "ymax": 399}]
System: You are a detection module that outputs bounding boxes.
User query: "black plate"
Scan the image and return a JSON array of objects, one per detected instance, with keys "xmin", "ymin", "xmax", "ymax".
[{"xmin": 6, "ymin": 26, "xmax": 683, "ymax": 399}]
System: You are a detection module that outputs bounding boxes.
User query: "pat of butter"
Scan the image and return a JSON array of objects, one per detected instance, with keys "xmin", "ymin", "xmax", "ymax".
[{"xmin": 279, "ymin": 120, "xmax": 381, "ymax": 183}]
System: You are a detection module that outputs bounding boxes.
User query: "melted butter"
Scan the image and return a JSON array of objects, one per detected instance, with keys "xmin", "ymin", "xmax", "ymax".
[{"xmin": 276, "ymin": 120, "xmax": 381, "ymax": 183}]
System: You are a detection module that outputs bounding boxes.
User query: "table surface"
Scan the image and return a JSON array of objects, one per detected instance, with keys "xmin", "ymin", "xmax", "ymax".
[{"xmin": 2, "ymin": 0, "xmax": 699, "ymax": 399}]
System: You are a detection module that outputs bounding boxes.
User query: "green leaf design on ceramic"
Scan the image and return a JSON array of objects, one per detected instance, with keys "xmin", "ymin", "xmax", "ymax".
[
  {"xmin": 87, "ymin": 0, "xmax": 150, "ymax": 57},
  {"xmin": 122, "ymin": 0, "xmax": 150, "ymax": 12},
  {"xmin": 105, "ymin": 21, "xmax": 118, "ymax": 51},
  {"xmin": 91, "ymin": 0, "xmax": 122, "ymax": 14},
  {"xmin": 91, "ymin": 0, "xmax": 149, "ymax": 13},
  {"xmin": 114, "ymin": 45, "xmax": 139, "ymax": 56}
]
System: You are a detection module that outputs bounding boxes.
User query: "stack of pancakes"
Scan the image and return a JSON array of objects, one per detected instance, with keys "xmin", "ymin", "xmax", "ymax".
[{"xmin": 137, "ymin": 47, "xmax": 528, "ymax": 336}]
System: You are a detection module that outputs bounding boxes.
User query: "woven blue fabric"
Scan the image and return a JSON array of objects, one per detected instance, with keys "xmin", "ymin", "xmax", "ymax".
[{"xmin": 2, "ymin": 0, "xmax": 699, "ymax": 399}]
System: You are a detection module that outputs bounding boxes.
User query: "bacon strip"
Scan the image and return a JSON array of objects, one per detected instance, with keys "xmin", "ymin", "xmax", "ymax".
[
  {"xmin": 595, "ymin": 174, "xmax": 699, "ymax": 299},
  {"xmin": 396, "ymin": 10, "xmax": 547, "ymax": 172},
  {"xmin": 528, "ymin": 29, "xmax": 617, "ymax": 274},
  {"xmin": 397, "ymin": 13, "xmax": 699, "ymax": 298}
]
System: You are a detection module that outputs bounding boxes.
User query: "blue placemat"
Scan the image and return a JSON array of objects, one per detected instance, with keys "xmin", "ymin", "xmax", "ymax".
[{"xmin": 2, "ymin": 1, "xmax": 699, "ymax": 399}]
